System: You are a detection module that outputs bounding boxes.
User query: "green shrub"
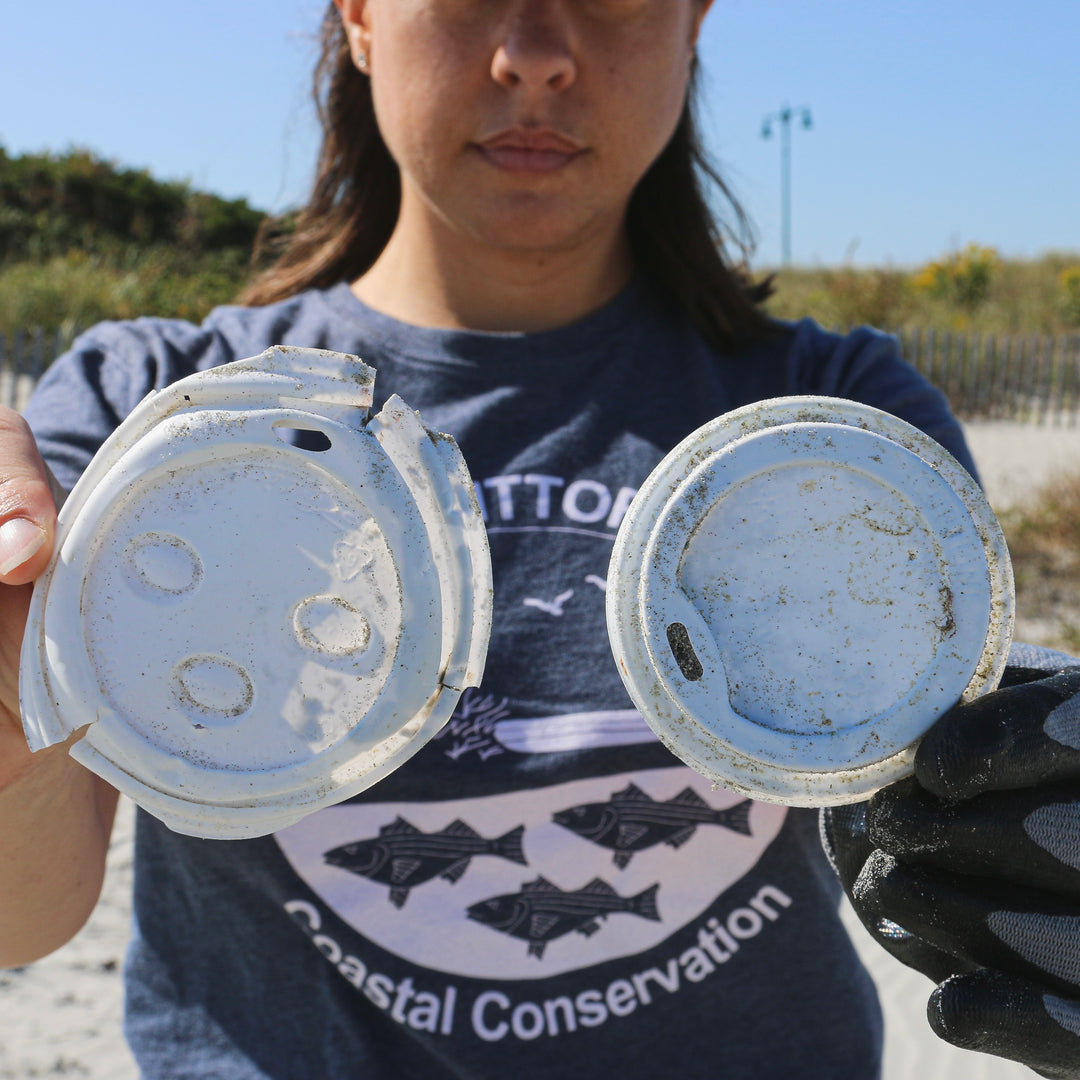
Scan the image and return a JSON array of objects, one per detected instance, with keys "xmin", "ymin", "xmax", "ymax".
[
  {"xmin": 1059, "ymin": 266, "xmax": 1080, "ymax": 327},
  {"xmin": 913, "ymin": 244, "xmax": 1000, "ymax": 311},
  {"xmin": 1001, "ymin": 471, "xmax": 1080, "ymax": 653},
  {"xmin": 0, "ymin": 145, "xmax": 264, "ymax": 262}
]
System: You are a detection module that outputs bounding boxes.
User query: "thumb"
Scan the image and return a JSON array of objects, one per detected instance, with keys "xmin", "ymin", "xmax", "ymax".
[{"xmin": 0, "ymin": 408, "xmax": 61, "ymax": 586}]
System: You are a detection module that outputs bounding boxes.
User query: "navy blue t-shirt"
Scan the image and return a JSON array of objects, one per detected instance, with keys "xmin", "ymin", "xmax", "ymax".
[{"xmin": 25, "ymin": 280, "xmax": 977, "ymax": 1079}]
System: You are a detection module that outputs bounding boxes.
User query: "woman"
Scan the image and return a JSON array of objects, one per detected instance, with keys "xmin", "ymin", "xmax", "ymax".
[{"xmin": 3, "ymin": 2, "xmax": 1080, "ymax": 1077}]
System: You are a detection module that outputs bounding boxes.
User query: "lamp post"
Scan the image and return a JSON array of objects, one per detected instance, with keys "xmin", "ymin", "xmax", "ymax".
[{"xmin": 761, "ymin": 104, "xmax": 812, "ymax": 266}]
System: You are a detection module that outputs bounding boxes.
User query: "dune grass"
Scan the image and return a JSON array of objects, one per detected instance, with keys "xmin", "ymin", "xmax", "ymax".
[
  {"xmin": 1000, "ymin": 474, "xmax": 1080, "ymax": 654},
  {"xmin": 762, "ymin": 249, "xmax": 1080, "ymax": 336},
  {"xmin": 0, "ymin": 247, "xmax": 252, "ymax": 339}
]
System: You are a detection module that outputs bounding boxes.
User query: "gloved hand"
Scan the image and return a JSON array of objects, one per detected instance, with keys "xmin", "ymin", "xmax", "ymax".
[{"xmin": 823, "ymin": 660, "xmax": 1080, "ymax": 1079}]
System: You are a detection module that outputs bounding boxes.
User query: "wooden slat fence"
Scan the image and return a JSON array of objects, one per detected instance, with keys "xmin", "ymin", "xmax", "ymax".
[
  {"xmin": 2, "ymin": 324, "xmax": 1080, "ymax": 425},
  {"xmin": 0, "ymin": 326, "xmax": 82, "ymax": 413},
  {"xmin": 897, "ymin": 327, "xmax": 1080, "ymax": 427}
]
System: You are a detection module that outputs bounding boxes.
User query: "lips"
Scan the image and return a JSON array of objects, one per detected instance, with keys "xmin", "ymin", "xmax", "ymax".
[{"xmin": 475, "ymin": 127, "xmax": 585, "ymax": 174}]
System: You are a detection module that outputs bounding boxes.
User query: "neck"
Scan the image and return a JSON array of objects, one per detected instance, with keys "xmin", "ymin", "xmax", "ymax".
[{"xmin": 350, "ymin": 200, "xmax": 634, "ymax": 333}]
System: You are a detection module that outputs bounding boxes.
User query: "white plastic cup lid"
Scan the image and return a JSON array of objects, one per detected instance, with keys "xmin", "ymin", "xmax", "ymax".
[
  {"xmin": 606, "ymin": 396, "xmax": 1014, "ymax": 806},
  {"xmin": 20, "ymin": 346, "xmax": 492, "ymax": 838}
]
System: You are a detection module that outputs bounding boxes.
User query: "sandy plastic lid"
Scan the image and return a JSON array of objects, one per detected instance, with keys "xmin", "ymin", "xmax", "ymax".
[
  {"xmin": 606, "ymin": 396, "xmax": 1013, "ymax": 806},
  {"xmin": 20, "ymin": 346, "xmax": 492, "ymax": 839}
]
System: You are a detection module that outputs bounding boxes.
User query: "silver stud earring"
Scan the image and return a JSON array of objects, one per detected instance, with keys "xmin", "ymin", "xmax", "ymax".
[{"xmin": 355, "ymin": 50, "xmax": 369, "ymax": 73}]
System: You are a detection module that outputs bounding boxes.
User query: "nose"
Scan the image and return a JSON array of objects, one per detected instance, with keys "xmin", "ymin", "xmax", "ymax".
[{"xmin": 491, "ymin": 0, "xmax": 577, "ymax": 93}]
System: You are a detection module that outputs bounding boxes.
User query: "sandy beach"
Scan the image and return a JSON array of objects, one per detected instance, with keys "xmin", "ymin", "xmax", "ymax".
[{"xmin": 4, "ymin": 418, "xmax": 1080, "ymax": 1080}]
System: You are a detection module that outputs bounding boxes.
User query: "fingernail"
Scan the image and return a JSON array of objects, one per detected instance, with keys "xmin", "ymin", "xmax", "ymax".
[{"xmin": 0, "ymin": 517, "xmax": 46, "ymax": 576}]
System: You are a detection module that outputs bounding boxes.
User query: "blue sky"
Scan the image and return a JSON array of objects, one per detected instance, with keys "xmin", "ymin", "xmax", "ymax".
[{"xmin": 3, "ymin": 0, "xmax": 1077, "ymax": 268}]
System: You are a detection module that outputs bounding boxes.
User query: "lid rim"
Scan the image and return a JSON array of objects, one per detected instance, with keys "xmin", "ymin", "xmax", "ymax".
[
  {"xmin": 21, "ymin": 348, "xmax": 492, "ymax": 839},
  {"xmin": 607, "ymin": 396, "xmax": 1014, "ymax": 806}
]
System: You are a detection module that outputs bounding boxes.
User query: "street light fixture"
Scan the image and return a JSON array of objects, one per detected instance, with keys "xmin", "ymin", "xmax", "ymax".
[{"xmin": 761, "ymin": 104, "xmax": 813, "ymax": 266}]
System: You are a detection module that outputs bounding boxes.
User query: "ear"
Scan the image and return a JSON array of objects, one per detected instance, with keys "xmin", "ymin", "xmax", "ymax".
[
  {"xmin": 334, "ymin": 0, "xmax": 372, "ymax": 66},
  {"xmin": 690, "ymin": 0, "xmax": 715, "ymax": 47}
]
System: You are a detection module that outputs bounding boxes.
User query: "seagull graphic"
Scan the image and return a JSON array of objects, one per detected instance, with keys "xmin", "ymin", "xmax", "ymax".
[
  {"xmin": 523, "ymin": 589, "xmax": 575, "ymax": 616},
  {"xmin": 584, "ymin": 575, "xmax": 607, "ymax": 592}
]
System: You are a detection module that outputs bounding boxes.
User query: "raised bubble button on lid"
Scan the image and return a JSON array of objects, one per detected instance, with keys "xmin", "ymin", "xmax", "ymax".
[
  {"xmin": 20, "ymin": 346, "xmax": 492, "ymax": 839},
  {"xmin": 606, "ymin": 396, "xmax": 1014, "ymax": 806}
]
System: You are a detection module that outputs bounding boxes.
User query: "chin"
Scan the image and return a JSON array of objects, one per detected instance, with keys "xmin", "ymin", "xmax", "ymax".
[{"xmin": 470, "ymin": 203, "xmax": 613, "ymax": 259}]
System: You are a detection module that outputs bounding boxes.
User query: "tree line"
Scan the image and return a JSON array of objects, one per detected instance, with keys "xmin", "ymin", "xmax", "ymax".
[{"xmin": 0, "ymin": 145, "xmax": 266, "ymax": 262}]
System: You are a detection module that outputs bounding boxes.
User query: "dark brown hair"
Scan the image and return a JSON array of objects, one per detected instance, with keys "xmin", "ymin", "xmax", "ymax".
[{"xmin": 239, "ymin": 4, "xmax": 774, "ymax": 349}]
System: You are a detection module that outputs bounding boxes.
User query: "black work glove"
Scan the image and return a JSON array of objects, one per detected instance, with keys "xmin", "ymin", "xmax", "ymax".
[{"xmin": 823, "ymin": 651, "xmax": 1080, "ymax": 1079}]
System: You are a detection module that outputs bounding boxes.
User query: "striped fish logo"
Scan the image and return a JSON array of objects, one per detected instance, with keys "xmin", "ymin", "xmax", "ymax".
[
  {"xmin": 467, "ymin": 876, "xmax": 660, "ymax": 959},
  {"xmin": 553, "ymin": 783, "xmax": 753, "ymax": 868},
  {"xmin": 323, "ymin": 816, "xmax": 527, "ymax": 908}
]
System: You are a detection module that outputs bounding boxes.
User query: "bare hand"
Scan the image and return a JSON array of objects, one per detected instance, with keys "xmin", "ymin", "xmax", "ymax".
[{"xmin": 0, "ymin": 406, "xmax": 60, "ymax": 769}]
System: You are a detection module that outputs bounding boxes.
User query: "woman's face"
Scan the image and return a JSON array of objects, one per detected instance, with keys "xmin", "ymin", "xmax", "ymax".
[{"xmin": 337, "ymin": 0, "xmax": 711, "ymax": 259}]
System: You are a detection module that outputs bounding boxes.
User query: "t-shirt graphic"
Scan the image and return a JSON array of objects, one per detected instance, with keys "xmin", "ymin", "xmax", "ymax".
[
  {"xmin": 275, "ymin": 767, "xmax": 787, "ymax": 979},
  {"xmin": 275, "ymin": 460, "xmax": 789, "ymax": 985}
]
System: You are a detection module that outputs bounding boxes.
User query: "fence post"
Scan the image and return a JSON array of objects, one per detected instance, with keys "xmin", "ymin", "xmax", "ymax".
[
  {"xmin": 958, "ymin": 332, "xmax": 969, "ymax": 411},
  {"xmin": 52, "ymin": 326, "xmax": 67, "ymax": 374},
  {"xmin": 939, "ymin": 331, "xmax": 951, "ymax": 407},
  {"xmin": 1019, "ymin": 336, "xmax": 1035, "ymax": 423},
  {"xmin": 0, "ymin": 332, "xmax": 8, "ymax": 411},
  {"xmin": 11, "ymin": 330, "xmax": 27, "ymax": 415},
  {"xmin": 966, "ymin": 333, "xmax": 980, "ymax": 417},
  {"xmin": 1037, "ymin": 336, "xmax": 1055, "ymax": 426},
  {"xmin": 984, "ymin": 334, "xmax": 1001, "ymax": 420},
  {"xmin": 983, "ymin": 333, "xmax": 995, "ymax": 419},
  {"xmin": 996, "ymin": 334, "xmax": 1012, "ymax": 421},
  {"xmin": 1063, "ymin": 333, "xmax": 1080, "ymax": 428},
  {"xmin": 1055, "ymin": 333, "xmax": 1071, "ymax": 427},
  {"xmin": 949, "ymin": 331, "xmax": 962, "ymax": 412},
  {"xmin": 16, "ymin": 328, "xmax": 45, "ymax": 413},
  {"xmin": 1026, "ymin": 336, "xmax": 1040, "ymax": 426},
  {"xmin": 948, "ymin": 331, "xmax": 962, "ymax": 413}
]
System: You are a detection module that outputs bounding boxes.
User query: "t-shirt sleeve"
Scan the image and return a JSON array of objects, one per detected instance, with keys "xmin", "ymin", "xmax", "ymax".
[
  {"xmin": 22, "ymin": 317, "xmax": 229, "ymax": 493},
  {"xmin": 787, "ymin": 318, "xmax": 979, "ymax": 483}
]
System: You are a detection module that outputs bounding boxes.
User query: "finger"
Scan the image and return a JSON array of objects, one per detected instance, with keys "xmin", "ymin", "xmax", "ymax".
[
  {"xmin": 857, "ymin": 909, "xmax": 974, "ymax": 986},
  {"xmin": 0, "ymin": 408, "xmax": 60, "ymax": 586},
  {"xmin": 929, "ymin": 970, "xmax": 1080, "ymax": 1080},
  {"xmin": 823, "ymin": 804, "xmax": 973, "ymax": 983},
  {"xmin": 854, "ymin": 850, "xmax": 1080, "ymax": 997},
  {"xmin": 915, "ymin": 671, "xmax": 1080, "ymax": 801},
  {"xmin": 868, "ymin": 777, "xmax": 1080, "ymax": 895},
  {"xmin": 820, "ymin": 802, "xmax": 874, "ymax": 894}
]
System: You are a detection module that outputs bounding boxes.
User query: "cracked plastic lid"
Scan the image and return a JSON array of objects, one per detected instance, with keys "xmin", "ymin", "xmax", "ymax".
[
  {"xmin": 20, "ymin": 346, "xmax": 492, "ymax": 839},
  {"xmin": 606, "ymin": 396, "xmax": 1014, "ymax": 806}
]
